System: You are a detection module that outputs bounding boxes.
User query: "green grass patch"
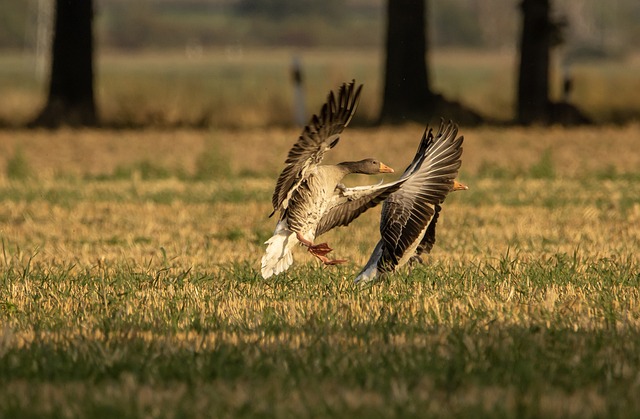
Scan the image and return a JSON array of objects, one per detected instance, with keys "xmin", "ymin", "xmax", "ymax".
[
  {"xmin": 1, "ymin": 254, "xmax": 639, "ymax": 417},
  {"xmin": 5, "ymin": 147, "xmax": 32, "ymax": 180},
  {"xmin": 193, "ymin": 141, "xmax": 232, "ymax": 181},
  {"xmin": 529, "ymin": 148, "xmax": 556, "ymax": 179}
]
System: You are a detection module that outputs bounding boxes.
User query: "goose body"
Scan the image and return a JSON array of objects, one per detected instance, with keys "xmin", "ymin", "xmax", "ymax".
[
  {"xmin": 355, "ymin": 121, "xmax": 467, "ymax": 285},
  {"xmin": 283, "ymin": 164, "xmax": 357, "ymax": 240},
  {"xmin": 262, "ymin": 165, "xmax": 361, "ymax": 278},
  {"xmin": 262, "ymin": 81, "xmax": 414, "ymax": 279}
]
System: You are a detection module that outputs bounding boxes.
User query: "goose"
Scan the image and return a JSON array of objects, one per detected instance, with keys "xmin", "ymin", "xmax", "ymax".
[
  {"xmin": 262, "ymin": 81, "xmax": 417, "ymax": 279},
  {"xmin": 354, "ymin": 121, "xmax": 467, "ymax": 285}
]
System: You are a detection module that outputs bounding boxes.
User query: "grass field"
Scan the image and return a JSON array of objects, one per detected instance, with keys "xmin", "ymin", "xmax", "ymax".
[{"xmin": 0, "ymin": 124, "xmax": 639, "ymax": 417}]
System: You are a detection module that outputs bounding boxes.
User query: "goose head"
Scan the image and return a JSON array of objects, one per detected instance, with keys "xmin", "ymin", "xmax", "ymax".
[
  {"xmin": 339, "ymin": 158, "xmax": 395, "ymax": 175},
  {"xmin": 452, "ymin": 180, "xmax": 469, "ymax": 191}
]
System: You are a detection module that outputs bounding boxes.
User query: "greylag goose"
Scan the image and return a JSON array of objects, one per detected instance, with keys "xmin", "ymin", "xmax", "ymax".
[
  {"xmin": 354, "ymin": 121, "xmax": 467, "ymax": 285},
  {"xmin": 262, "ymin": 81, "xmax": 415, "ymax": 279}
]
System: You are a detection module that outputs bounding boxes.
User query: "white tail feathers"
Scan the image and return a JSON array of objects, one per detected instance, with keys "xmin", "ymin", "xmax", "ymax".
[
  {"xmin": 354, "ymin": 262, "xmax": 378, "ymax": 285},
  {"xmin": 354, "ymin": 241, "xmax": 383, "ymax": 285},
  {"xmin": 261, "ymin": 223, "xmax": 297, "ymax": 279}
]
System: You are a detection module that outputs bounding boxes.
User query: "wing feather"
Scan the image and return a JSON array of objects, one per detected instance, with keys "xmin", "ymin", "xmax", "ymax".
[
  {"xmin": 314, "ymin": 177, "xmax": 406, "ymax": 237},
  {"xmin": 271, "ymin": 81, "xmax": 363, "ymax": 215},
  {"xmin": 314, "ymin": 123, "xmax": 441, "ymax": 238},
  {"xmin": 378, "ymin": 121, "xmax": 464, "ymax": 268}
]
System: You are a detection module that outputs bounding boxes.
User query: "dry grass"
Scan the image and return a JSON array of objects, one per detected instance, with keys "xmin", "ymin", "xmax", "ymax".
[
  {"xmin": 0, "ymin": 124, "xmax": 638, "ymax": 267},
  {"xmin": 2, "ymin": 123, "xmax": 640, "ymax": 177},
  {"xmin": 0, "ymin": 124, "xmax": 639, "ymax": 417}
]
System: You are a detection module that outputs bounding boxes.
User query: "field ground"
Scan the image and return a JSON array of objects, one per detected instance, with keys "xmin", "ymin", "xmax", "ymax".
[{"xmin": 0, "ymin": 124, "xmax": 639, "ymax": 417}]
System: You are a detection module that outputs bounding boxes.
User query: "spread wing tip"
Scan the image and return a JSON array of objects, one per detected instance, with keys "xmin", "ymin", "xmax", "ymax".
[{"xmin": 271, "ymin": 80, "xmax": 365, "ymax": 213}]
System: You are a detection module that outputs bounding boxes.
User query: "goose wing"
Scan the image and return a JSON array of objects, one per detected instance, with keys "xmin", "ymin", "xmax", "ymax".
[
  {"xmin": 379, "ymin": 121, "xmax": 463, "ymax": 267},
  {"xmin": 314, "ymin": 178, "xmax": 405, "ymax": 237},
  {"xmin": 399, "ymin": 124, "xmax": 434, "ymax": 178},
  {"xmin": 314, "ymin": 123, "xmax": 436, "ymax": 237},
  {"xmin": 271, "ymin": 81, "xmax": 363, "ymax": 216}
]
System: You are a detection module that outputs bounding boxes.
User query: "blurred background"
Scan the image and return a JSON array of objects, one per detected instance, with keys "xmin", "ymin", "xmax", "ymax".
[{"xmin": 1, "ymin": 0, "xmax": 639, "ymax": 127}]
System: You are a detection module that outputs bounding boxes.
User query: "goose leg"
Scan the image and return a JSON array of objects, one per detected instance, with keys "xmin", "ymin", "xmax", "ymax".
[
  {"xmin": 295, "ymin": 232, "xmax": 347, "ymax": 265},
  {"xmin": 295, "ymin": 232, "xmax": 332, "ymax": 254},
  {"xmin": 315, "ymin": 254, "xmax": 348, "ymax": 266}
]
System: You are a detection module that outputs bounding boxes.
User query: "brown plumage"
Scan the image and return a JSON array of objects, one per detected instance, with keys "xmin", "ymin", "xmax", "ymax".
[
  {"xmin": 262, "ymin": 81, "xmax": 410, "ymax": 279},
  {"xmin": 355, "ymin": 121, "xmax": 467, "ymax": 284}
]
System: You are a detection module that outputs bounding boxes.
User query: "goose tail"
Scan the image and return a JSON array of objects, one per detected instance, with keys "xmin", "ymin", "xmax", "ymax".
[
  {"xmin": 261, "ymin": 221, "xmax": 296, "ymax": 279},
  {"xmin": 354, "ymin": 241, "xmax": 384, "ymax": 285}
]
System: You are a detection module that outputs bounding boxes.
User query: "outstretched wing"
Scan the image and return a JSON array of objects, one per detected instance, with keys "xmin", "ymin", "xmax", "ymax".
[
  {"xmin": 314, "ymin": 178, "xmax": 405, "ymax": 237},
  {"xmin": 399, "ymin": 125, "xmax": 435, "ymax": 179},
  {"xmin": 379, "ymin": 121, "xmax": 463, "ymax": 267},
  {"xmin": 316, "ymin": 123, "xmax": 433, "ymax": 237},
  {"xmin": 271, "ymin": 81, "xmax": 363, "ymax": 215},
  {"xmin": 314, "ymin": 124, "xmax": 437, "ymax": 237}
]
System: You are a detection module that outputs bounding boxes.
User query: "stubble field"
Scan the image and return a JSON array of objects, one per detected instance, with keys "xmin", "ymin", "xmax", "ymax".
[{"xmin": 0, "ymin": 123, "xmax": 639, "ymax": 417}]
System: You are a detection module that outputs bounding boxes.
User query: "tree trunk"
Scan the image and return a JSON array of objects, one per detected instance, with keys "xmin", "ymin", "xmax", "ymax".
[
  {"xmin": 31, "ymin": 0, "xmax": 97, "ymax": 127},
  {"xmin": 517, "ymin": 0, "xmax": 551, "ymax": 125},
  {"xmin": 379, "ymin": 0, "xmax": 434, "ymax": 122}
]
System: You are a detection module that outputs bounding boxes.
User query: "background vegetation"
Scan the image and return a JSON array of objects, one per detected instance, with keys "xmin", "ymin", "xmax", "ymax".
[
  {"xmin": 1, "ymin": 0, "xmax": 640, "ymax": 126},
  {"xmin": 3, "ymin": 0, "xmax": 640, "ymax": 52},
  {"xmin": 2, "ymin": 49, "xmax": 640, "ymax": 127}
]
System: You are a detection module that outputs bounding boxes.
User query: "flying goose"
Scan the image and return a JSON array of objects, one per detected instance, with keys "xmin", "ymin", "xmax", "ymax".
[
  {"xmin": 262, "ymin": 81, "xmax": 416, "ymax": 279},
  {"xmin": 354, "ymin": 121, "xmax": 467, "ymax": 285}
]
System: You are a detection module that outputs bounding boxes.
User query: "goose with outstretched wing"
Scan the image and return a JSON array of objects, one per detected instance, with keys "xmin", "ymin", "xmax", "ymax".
[
  {"xmin": 355, "ymin": 121, "xmax": 468, "ymax": 285},
  {"xmin": 262, "ymin": 81, "xmax": 413, "ymax": 279}
]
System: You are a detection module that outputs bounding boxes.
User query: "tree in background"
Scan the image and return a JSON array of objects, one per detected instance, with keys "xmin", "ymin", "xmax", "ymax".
[
  {"xmin": 379, "ymin": 0, "xmax": 481, "ymax": 125},
  {"xmin": 379, "ymin": 0, "xmax": 431, "ymax": 122},
  {"xmin": 517, "ymin": 0, "xmax": 589, "ymax": 125},
  {"xmin": 517, "ymin": 0, "xmax": 554, "ymax": 124},
  {"xmin": 31, "ymin": 0, "xmax": 97, "ymax": 127}
]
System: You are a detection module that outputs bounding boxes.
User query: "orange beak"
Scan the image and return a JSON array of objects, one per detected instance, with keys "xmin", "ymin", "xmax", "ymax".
[
  {"xmin": 452, "ymin": 180, "xmax": 469, "ymax": 191},
  {"xmin": 379, "ymin": 162, "xmax": 394, "ymax": 173}
]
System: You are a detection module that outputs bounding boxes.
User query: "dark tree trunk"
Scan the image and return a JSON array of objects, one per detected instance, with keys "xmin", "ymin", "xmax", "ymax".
[
  {"xmin": 517, "ymin": 0, "xmax": 551, "ymax": 125},
  {"xmin": 379, "ymin": 0, "xmax": 434, "ymax": 122},
  {"xmin": 31, "ymin": 0, "xmax": 97, "ymax": 127}
]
